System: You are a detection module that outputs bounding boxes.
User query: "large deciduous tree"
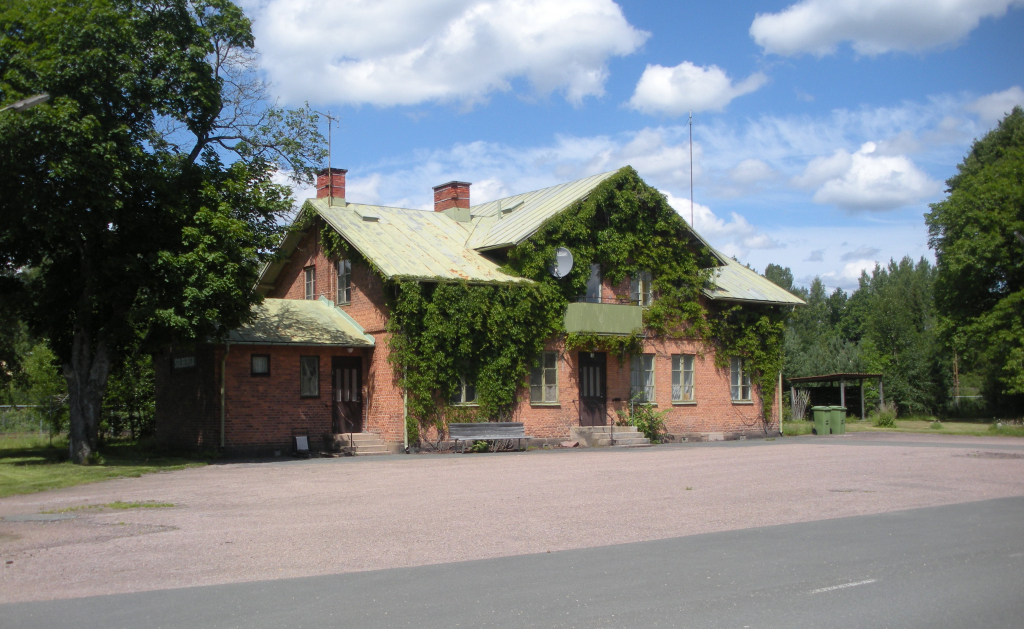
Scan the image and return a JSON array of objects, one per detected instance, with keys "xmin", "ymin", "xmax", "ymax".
[
  {"xmin": 926, "ymin": 107, "xmax": 1024, "ymax": 408},
  {"xmin": 0, "ymin": 0, "xmax": 325, "ymax": 462}
]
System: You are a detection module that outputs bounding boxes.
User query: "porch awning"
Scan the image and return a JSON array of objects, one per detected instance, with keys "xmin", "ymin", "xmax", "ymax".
[
  {"xmin": 226, "ymin": 298, "xmax": 374, "ymax": 347},
  {"xmin": 788, "ymin": 373, "xmax": 882, "ymax": 384}
]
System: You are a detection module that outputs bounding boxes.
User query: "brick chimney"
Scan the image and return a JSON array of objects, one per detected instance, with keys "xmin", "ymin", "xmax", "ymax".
[
  {"xmin": 432, "ymin": 181, "xmax": 471, "ymax": 212},
  {"xmin": 317, "ymin": 167, "xmax": 347, "ymax": 201}
]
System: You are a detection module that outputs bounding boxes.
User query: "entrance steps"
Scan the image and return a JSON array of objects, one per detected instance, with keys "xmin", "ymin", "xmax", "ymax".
[
  {"xmin": 572, "ymin": 426, "xmax": 652, "ymax": 448},
  {"xmin": 329, "ymin": 432, "xmax": 389, "ymax": 456}
]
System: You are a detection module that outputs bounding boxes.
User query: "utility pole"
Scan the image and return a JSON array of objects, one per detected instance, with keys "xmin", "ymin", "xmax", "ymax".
[{"xmin": 689, "ymin": 110, "xmax": 694, "ymax": 227}]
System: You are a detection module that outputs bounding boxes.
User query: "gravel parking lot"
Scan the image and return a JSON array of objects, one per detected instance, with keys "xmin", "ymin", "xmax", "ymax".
[{"xmin": 2, "ymin": 432, "xmax": 1023, "ymax": 604}]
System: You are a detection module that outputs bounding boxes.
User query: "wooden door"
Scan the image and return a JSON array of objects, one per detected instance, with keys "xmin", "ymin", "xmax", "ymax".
[
  {"xmin": 332, "ymin": 357, "xmax": 362, "ymax": 433},
  {"xmin": 578, "ymin": 352, "xmax": 607, "ymax": 427}
]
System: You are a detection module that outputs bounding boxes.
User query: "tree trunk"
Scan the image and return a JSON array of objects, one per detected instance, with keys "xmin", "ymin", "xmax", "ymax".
[{"xmin": 64, "ymin": 327, "xmax": 112, "ymax": 464}]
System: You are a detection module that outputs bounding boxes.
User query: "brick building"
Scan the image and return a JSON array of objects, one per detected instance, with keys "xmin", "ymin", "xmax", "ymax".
[{"xmin": 155, "ymin": 167, "xmax": 803, "ymax": 455}]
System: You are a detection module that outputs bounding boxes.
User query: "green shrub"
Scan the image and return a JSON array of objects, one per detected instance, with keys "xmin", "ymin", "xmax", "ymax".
[
  {"xmin": 618, "ymin": 404, "xmax": 667, "ymax": 443},
  {"xmin": 469, "ymin": 440, "xmax": 490, "ymax": 453},
  {"xmin": 930, "ymin": 421, "xmax": 943, "ymax": 430},
  {"xmin": 872, "ymin": 401, "xmax": 897, "ymax": 427}
]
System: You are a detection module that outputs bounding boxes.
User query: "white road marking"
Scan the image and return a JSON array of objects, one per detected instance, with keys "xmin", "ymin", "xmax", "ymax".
[{"xmin": 809, "ymin": 579, "xmax": 877, "ymax": 594}]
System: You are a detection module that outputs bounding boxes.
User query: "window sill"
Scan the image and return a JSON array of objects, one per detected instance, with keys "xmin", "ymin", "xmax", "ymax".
[
  {"xmin": 731, "ymin": 400, "xmax": 754, "ymax": 405},
  {"xmin": 530, "ymin": 402, "xmax": 561, "ymax": 407},
  {"xmin": 300, "ymin": 395, "xmax": 321, "ymax": 399},
  {"xmin": 672, "ymin": 401, "xmax": 697, "ymax": 406},
  {"xmin": 451, "ymin": 403, "xmax": 479, "ymax": 407}
]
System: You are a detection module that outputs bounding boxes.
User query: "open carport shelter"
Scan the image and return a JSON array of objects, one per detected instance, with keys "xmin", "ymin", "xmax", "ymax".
[{"xmin": 788, "ymin": 373, "xmax": 883, "ymax": 421}]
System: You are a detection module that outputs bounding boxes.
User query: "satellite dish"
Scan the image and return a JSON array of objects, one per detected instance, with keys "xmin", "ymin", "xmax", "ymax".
[{"xmin": 548, "ymin": 247, "xmax": 574, "ymax": 279}]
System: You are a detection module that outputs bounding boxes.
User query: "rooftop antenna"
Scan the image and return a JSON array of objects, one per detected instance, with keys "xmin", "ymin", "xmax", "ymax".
[
  {"xmin": 314, "ymin": 109, "xmax": 339, "ymax": 203},
  {"xmin": 689, "ymin": 110, "xmax": 694, "ymax": 228}
]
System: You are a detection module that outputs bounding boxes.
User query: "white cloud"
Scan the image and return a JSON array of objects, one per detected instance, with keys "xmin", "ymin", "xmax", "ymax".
[
  {"xmin": 242, "ymin": 0, "xmax": 648, "ymax": 106},
  {"xmin": 750, "ymin": 0, "xmax": 1024, "ymax": 57},
  {"xmin": 968, "ymin": 86, "xmax": 1024, "ymax": 126},
  {"xmin": 840, "ymin": 245, "xmax": 881, "ymax": 261},
  {"xmin": 628, "ymin": 61, "xmax": 767, "ymax": 115},
  {"xmin": 804, "ymin": 249, "xmax": 824, "ymax": 262},
  {"xmin": 729, "ymin": 158, "xmax": 776, "ymax": 186},
  {"xmin": 661, "ymin": 191, "xmax": 783, "ymax": 256},
  {"xmin": 795, "ymin": 142, "xmax": 942, "ymax": 212}
]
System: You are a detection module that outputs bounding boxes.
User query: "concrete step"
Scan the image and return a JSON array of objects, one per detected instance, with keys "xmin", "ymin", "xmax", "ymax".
[
  {"xmin": 335, "ymin": 433, "xmax": 383, "ymax": 443},
  {"xmin": 584, "ymin": 426, "xmax": 644, "ymax": 434},
  {"xmin": 350, "ymin": 445, "xmax": 389, "ymax": 455},
  {"xmin": 592, "ymin": 436, "xmax": 650, "ymax": 446}
]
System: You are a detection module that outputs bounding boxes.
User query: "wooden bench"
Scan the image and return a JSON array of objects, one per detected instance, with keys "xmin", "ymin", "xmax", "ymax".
[{"xmin": 448, "ymin": 422, "xmax": 532, "ymax": 453}]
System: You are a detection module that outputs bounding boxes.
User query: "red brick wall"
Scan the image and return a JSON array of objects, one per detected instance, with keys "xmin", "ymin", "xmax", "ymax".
[
  {"xmin": 268, "ymin": 223, "xmax": 389, "ymax": 333},
  {"xmin": 160, "ymin": 220, "xmax": 778, "ymax": 452},
  {"xmin": 510, "ymin": 338, "xmax": 778, "ymax": 440}
]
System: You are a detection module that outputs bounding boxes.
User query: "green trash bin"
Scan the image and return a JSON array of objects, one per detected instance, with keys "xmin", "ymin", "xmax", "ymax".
[
  {"xmin": 811, "ymin": 406, "xmax": 831, "ymax": 435},
  {"xmin": 830, "ymin": 406, "xmax": 847, "ymax": 434}
]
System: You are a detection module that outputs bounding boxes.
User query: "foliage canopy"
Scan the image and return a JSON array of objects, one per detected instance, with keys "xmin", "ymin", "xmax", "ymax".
[{"xmin": 0, "ymin": 0, "xmax": 325, "ymax": 462}]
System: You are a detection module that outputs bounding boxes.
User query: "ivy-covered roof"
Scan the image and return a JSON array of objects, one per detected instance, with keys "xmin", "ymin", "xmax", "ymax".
[
  {"xmin": 704, "ymin": 254, "xmax": 805, "ymax": 306},
  {"xmin": 227, "ymin": 298, "xmax": 375, "ymax": 346}
]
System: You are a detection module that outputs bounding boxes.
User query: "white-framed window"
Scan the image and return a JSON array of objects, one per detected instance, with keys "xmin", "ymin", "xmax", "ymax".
[
  {"xmin": 730, "ymin": 357, "xmax": 751, "ymax": 401},
  {"xmin": 630, "ymin": 270, "xmax": 653, "ymax": 306},
  {"xmin": 336, "ymin": 259, "xmax": 351, "ymax": 304},
  {"xmin": 251, "ymin": 354, "xmax": 270, "ymax": 377},
  {"xmin": 630, "ymin": 354, "xmax": 656, "ymax": 403},
  {"xmin": 530, "ymin": 351, "xmax": 559, "ymax": 403},
  {"xmin": 304, "ymin": 266, "xmax": 315, "ymax": 300},
  {"xmin": 672, "ymin": 354, "xmax": 695, "ymax": 402},
  {"xmin": 450, "ymin": 375, "xmax": 477, "ymax": 405},
  {"xmin": 579, "ymin": 263, "xmax": 601, "ymax": 303},
  {"xmin": 300, "ymin": 356, "xmax": 319, "ymax": 397},
  {"xmin": 172, "ymin": 356, "xmax": 196, "ymax": 370}
]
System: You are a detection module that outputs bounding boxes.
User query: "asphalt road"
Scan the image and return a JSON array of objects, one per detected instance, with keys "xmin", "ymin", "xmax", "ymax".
[{"xmin": 4, "ymin": 495, "xmax": 1022, "ymax": 628}]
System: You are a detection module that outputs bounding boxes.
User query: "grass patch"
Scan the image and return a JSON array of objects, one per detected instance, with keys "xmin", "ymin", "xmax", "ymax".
[
  {"xmin": 43, "ymin": 501, "xmax": 175, "ymax": 513},
  {"xmin": 784, "ymin": 417, "xmax": 1024, "ymax": 438},
  {"xmin": 0, "ymin": 433, "xmax": 209, "ymax": 498},
  {"xmin": 845, "ymin": 418, "xmax": 1024, "ymax": 437},
  {"xmin": 782, "ymin": 420, "xmax": 814, "ymax": 436}
]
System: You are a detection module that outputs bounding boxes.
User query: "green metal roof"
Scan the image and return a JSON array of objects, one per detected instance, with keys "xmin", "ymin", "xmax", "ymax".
[
  {"xmin": 309, "ymin": 198, "xmax": 528, "ymax": 284},
  {"xmin": 703, "ymin": 254, "xmax": 805, "ymax": 306},
  {"xmin": 466, "ymin": 170, "xmax": 620, "ymax": 250},
  {"xmin": 227, "ymin": 298, "xmax": 375, "ymax": 346}
]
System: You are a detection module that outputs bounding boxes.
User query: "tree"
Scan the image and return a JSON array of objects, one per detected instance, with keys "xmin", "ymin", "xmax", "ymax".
[
  {"xmin": 764, "ymin": 263, "xmax": 794, "ymax": 292},
  {"xmin": 926, "ymin": 107, "xmax": 1024, "ymax": 409},
  {"xmin": 0, "ymin": 0, "xmax": 325, "ymax": 462}
]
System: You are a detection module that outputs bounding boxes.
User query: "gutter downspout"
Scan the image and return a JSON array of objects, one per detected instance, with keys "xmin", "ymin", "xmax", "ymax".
[
  {"xmin": 220, "ymin": 342, "xmax": 230, "ymax": 450},
  {"xmin": 403, "ymin": 367, "xmax": 409, "ymax": 453}
]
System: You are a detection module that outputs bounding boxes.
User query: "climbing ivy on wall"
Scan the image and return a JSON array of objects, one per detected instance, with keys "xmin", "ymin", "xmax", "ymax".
[
  {"xmin": 356, "ymin": 167, "xmax": 789, "ymax": 435},
  {"xmin": 385, "ymin": 279, "xmax": 564, "ymax": 435},
  {"xmin": 709, "ymin": 304, "xmax": 788, "ymax": 427}
]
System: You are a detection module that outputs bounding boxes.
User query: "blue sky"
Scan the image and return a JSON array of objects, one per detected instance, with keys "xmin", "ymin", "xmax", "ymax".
[{"xmin": 239, "ymin": 0, "xmax": 1024, "ymax": 290}]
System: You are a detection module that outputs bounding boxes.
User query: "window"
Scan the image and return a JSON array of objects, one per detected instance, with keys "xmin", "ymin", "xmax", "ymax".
[
  {"xmin": 304, "ymin": 266, "xmax": 315, "ymax": 300},
  {"xmin": 251, "ymin": 354, "xmax": 270, "ymax": 377},
  {"xmin": 629, "ymin": 270, "xmax": 653, "ymax": 306},
  {"xmin": 578, "ymin": 263, "xmax": 601, "ymax": 303},
  {"xmin": 530, "ymin": 351, "xmax": 559, "ymax": 403},
  {"xmin": 672, "ymin": 354, "xmax": 695, "ymax": 402},
  {"xmin": 730, "ymin": 357, "xmax": 751, "ymax": 401},
  {"xmin": 300, "ymin": 356, "xmax": 319, "ymax": 397},
  {"xmin": 172, "ymin": 356, "xmax": 195, "ymax": 370},
  {"xmin": 630, "ymin": 354, "xmax": 656, "ymax": 403},
  {"xmin": 450, "ymin": 375, "xmax": 477, "ymax": 405},
  {"xmin": 336, "ymin": 259, "xmax": 351, "ymax": 304}
]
